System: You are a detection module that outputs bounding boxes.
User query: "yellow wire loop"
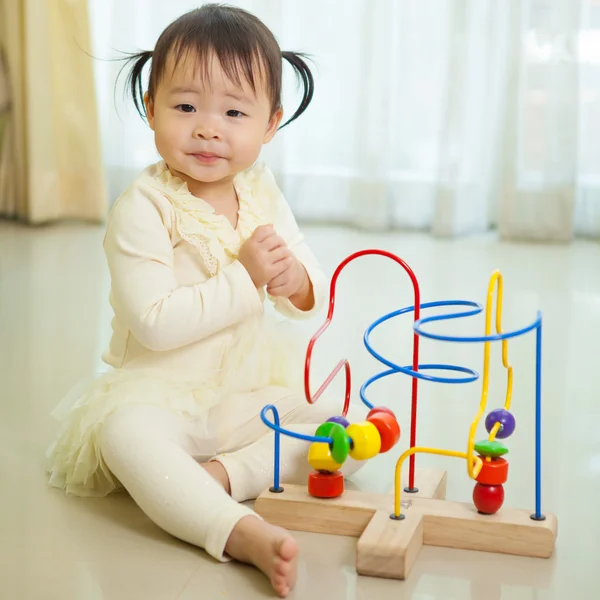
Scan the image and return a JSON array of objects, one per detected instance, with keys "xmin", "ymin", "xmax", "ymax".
[
  {"xmin": 393, "ymin": 447, "xmax": 482, "ymax": 517},
  {"xmin": 466, "ymin": 270, "xmax": 513, "ymax": 477},
  {"xmin": 392, "ymin": 269, "xmax": 514, "ymax": 518}
]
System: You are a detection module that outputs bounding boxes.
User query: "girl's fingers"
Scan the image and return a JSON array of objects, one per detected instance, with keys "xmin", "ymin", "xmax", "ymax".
[
  {"xmin": 267, "ymin": 283, "xmax": 290, "ymax": 296},
  {"xmin": 262, "ymin": 234, "xmax": 286, "ymax": 252},
  {"xmin": 252, "ymin": 224, "xmax": 275, "ymax": 243},
  {"xmin": 267, "ymin": 262, "xmax": 292, "ymax": 287}
]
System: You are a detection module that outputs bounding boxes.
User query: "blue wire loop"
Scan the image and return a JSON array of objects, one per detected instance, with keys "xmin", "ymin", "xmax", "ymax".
[
  {"xmin": 360, "ymin": 300, "xmax": 542, "ymax": 406},
  {"xmin": 262, "ymin": 298, "xmax": 544, "ymax": 519},
  {"xmin": 261, "ymin": 404, "xmax": 344, "ymax": 492}
]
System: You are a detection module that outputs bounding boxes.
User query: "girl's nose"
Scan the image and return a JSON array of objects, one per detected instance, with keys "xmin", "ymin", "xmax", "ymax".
[{"xmin": 194, "ymin": 119, "xmax": 220, "ymax": 140}]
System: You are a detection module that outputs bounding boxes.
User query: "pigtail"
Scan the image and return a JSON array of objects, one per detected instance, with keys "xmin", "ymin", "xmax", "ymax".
[
  {"xmin": 279, "ymin": 51, "xmax": 315, "ymax": 129},
  {"xmin": 116, "ymin": 50, "xmax": 153, "ymax": 119}
]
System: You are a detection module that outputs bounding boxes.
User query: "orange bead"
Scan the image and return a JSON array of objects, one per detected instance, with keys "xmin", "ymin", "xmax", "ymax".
[
  {"xmin": 308, "ymin": 470, "xmax": 344, "ymax": 498},
  {"xmin": 476, "ymin": 457, "xmax": 509, "ymax": 485},
  {"xmin": 367, "ymin": 411, "xmax": 401, "ymax": 453},
  {"xmin": 366, "ymin": 406, "xmax": 397, "ymax": 420}
]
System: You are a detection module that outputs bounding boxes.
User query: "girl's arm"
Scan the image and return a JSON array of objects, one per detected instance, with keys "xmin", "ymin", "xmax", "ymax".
[
  {"xmin": 104, "ymin": 188, "xmax": 263, "ymax": 352},
  {"xmin": 268, "ymin": 193, "xmax": 328, "ymax": 319}
]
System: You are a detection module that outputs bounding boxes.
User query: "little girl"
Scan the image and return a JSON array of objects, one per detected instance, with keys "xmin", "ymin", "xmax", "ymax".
[{"xmin": 47, "ymin": 4, "xmax": 365, "ymax": 598}]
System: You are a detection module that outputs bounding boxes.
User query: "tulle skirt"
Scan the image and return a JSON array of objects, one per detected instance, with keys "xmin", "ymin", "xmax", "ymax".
[{"xmin": 46, "ymin": 315, "xmax": 304, "ymax": 498}]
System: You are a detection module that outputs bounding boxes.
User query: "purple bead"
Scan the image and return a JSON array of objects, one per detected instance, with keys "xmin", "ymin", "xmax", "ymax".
[
  {"xmin": 485, "ymin": 409, "xmax": 516, "ymax": 439},
  {"xmin": 326, "ymin": 416, "xmax": 350, "ymax": 429}
]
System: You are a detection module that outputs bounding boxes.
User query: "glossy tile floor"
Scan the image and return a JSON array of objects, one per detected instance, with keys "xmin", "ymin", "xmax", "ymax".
[{"xmin": 1, "ymin": 220, "xmax": 599, "ymax": 599}]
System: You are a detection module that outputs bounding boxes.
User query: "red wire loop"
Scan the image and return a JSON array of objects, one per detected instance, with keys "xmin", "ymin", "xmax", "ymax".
[{"xmin": 304, "ymin": 249, "xmax": 422, "ymax": 488}]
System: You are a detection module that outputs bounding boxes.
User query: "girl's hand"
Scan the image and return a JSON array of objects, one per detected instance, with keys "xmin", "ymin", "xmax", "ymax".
[
  {"xmin": 238, "ymin": 225, "xmax": 292, "ymax": 288},
  {"xmin": 267, "ymin": 256, "xmax": 314, "ymax": 311}
]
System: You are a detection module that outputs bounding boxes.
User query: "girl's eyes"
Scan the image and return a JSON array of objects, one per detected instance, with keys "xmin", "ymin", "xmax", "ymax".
[
  {"xmin": 174, "ymin": 105, "xmax": 246, "ymax": 118},
  {"xmin": 176, "ymin": 104, "xmax": 195, "ymax": 113}
]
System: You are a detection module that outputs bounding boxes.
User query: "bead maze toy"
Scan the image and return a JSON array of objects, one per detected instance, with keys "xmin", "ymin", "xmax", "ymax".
[{"xmin": 254, "ymin": 250, "xmax": 558, "ymax": 580}]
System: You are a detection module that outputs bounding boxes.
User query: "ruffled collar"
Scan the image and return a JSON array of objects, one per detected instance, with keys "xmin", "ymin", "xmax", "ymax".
[{"xmin": 148, "ymin": 161, "xmax": 266, "ymax": 275}]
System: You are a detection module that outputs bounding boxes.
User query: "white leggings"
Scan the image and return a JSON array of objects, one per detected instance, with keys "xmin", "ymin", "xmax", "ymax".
[{"xmin": 99, "ymin": 387, "xmax": 365, "ymax": 561}]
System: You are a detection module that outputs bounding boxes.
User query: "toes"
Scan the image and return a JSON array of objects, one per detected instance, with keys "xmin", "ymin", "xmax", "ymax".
[
  {"xmin": 275, "ymin": 558, "xmax": 290, "ymax": 576},
  {"xmin": 273, "ymin": 576, "xmax": 290, "ymax": 598},
  {"xmin": 278, "ymin": 537, "xmax": 298, "ymax": 562}
]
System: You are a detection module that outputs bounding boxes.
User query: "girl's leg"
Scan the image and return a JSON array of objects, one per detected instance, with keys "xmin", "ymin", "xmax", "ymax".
[
  {"xmin": 100, "ymin": 404, "xmax": 252, "ymax": 559},
  {"xmin": 100, "ymin": 404, "xmax": 297, "ymax": 597},
  {"xmin": 211, "ymin": 394, "xmax": 368, "ymax": 503}
]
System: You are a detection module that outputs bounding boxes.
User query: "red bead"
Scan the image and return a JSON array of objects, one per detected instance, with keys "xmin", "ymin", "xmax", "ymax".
[
  {"xmin": 308, "ymin": 470, "xmax": 344, "ymax": 498},
  {"xmin": 476, "ymin": 457, "xmax": 508, "ymax": 485},
  {"xmin": 366, "ymin": 406, "xmax": 396, "ymax": 420},
  {"xmin": 366, "ymin": 412, "xmax": 401, "ymax": 453},
  {"xmin": 472, "ymin": 483, "xmax": 504, "ymax": 515}
]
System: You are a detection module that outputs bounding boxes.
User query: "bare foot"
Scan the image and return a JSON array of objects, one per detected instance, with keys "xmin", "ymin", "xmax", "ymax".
[
  {"xmin": 225, "ymin": 515, "xmax": 298, "ymax": 598},
  {"xmin": 201, "ymin": 461, "xmax": 231, "ymax": 494}
]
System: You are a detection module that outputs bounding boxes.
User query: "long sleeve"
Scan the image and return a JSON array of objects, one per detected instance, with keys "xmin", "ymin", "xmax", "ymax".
[
  {"xmin": 268, "ymin": 189, "xmax": 328, "ymax": 319},
  {"xmin": 103, "ymin": 187, "xmax": 263, "ymax": 352}
]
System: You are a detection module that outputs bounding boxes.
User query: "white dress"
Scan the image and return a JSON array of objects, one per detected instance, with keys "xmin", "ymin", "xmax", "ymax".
[{"xmin": 47, "ymin": 160, "xmax": 327, "ymax": 497}]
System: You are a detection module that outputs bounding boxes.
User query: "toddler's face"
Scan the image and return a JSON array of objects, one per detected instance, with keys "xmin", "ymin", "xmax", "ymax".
[{"xmin": 145, "ymin": 53, "xmax": 281, "ymax": 186}]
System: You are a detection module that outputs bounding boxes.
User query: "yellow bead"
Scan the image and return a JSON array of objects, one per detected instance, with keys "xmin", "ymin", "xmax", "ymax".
[
  {"xmin": 308, "ymin": 442, "xmax": 342, "ymax": 472},
  {"xmin": 347, "ymin": 421, "xmax": 381, "ymax": 460}
]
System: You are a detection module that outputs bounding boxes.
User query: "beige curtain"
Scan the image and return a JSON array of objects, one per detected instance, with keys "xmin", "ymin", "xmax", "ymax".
[
  {"xmin": 0, "ymin": 0, "xmax": 106, "ymax": 223},
  {"xmin": 94, "ymin": 0, "xmax": 598, "ymax": 239}
]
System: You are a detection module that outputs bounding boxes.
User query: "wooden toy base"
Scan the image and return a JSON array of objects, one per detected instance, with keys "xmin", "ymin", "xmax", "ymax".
[{"xmin": 254, "ymin": 468, "xmax": 557, "ymax": 580}]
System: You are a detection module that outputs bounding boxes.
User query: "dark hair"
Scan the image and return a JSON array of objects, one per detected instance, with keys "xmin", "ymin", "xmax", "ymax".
[{"xmin": 119, "ymin": 4, "xmax": 313, "ymax": 129}]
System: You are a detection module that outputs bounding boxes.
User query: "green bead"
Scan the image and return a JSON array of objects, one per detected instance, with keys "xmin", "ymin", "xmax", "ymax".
[
  {"xmin": 315, "ymin": 422, "xmax": 350, "ymax": 464},
  {"xmin": 474, "ymin": 439, "xmax": 509, "ymax": 458}
]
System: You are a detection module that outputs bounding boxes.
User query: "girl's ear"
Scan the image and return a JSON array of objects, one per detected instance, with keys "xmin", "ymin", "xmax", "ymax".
[
  {"xmin": 264, "ymin": 107, "xmax": 283, "ymax": 143},
  {"xmin": 144, "ymin": 92, "xmax": 155, "ymax": 130}
]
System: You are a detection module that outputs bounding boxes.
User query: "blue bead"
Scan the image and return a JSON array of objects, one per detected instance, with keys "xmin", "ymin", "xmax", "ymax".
[
  {"xmin": 485, "ymin": 409, "xmax": 516, "ymax": 439},
  {"xmin": 326, "ymin": 416, "xmax": 350, "ymax": 429}
]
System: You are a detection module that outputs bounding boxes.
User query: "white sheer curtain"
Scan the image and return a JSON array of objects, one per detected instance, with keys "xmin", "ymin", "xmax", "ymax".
[{"xmin": 88, "ymin": 0, "xmax": 600, "ymax": 241}]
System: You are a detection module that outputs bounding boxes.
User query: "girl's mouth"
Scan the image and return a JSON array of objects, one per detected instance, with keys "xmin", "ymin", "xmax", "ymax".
[{"xmin": 191, "ymin": 152, "xmax": 222, "ymax": 164}]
